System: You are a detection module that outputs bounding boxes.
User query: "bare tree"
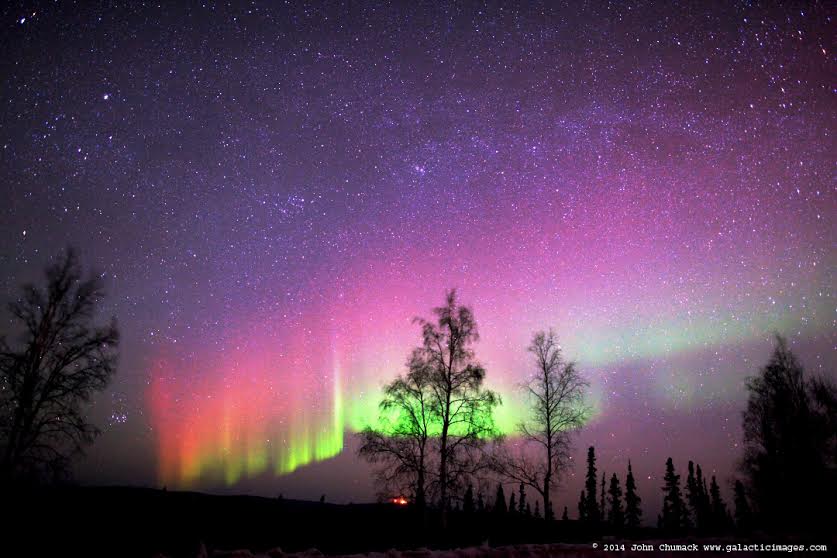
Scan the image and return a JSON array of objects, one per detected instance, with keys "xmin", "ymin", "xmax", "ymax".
[
  {"xmin": 494, "ymin": 330, "xmax": 589, "ymax": 519},
  {"xmin": 358, "ymin": 352, "xmax": 435, "ymax": 508},
  {"xmin": 414, "ymin": 290, "xmax": 500, "ymax": 520},
  {"xmin": 0, "ymin": 249, "xmax": 119, "ymax": 483}
]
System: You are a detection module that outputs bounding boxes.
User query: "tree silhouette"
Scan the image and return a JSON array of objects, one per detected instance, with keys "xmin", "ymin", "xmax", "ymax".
[
  {"xmin": 0, "ymin": 249, "xmax": 119, "ymax": 483},
  {"xmin": 492, "ymin": 330, "xmax": 589, "ymax": 521},
  {"xmin": 562, "ymin": 505, "xmax": 569, "ymax": 521},
  {"xmin": 584, "ymin": 447, "xmax": 599, "ymax": 521},
  {"xmin": 733, "ymin": 480, "xmax": 752, "ymax": 531},
  {"xmin": 578, "ymin": 490, "xmax": 587, "ymax": 521},
  {"xmin": 600, "ymin": 472, "xmax": 607, "ymax": 524},
  {"xmin": 625, "ymin": 461, "xmax": 642, "ymax": 529},
  {"xmin": 414, "ymin": 290, "xmax": 500, "ymax": 519},
  {"xmin": 361, "ymin": 290, "xmax": 500, "ymax": 519},
  {"xmin": 358, "ymin": 362, "xmax": 434, "ymax": 508},
  {"xmin": 709, "ymin": 475, "xmax": 728, "ymax": 532},
  {"xmin": 463, "ymin": 484, "xmax": 475, "ymax": 513},
  {"xmin": 493, "ymin": 483, "xmax": 507, "ymax": 514},
  {"xmin": 534, "ymin": 500, "xmax": 541, "ymax": 519},
  {"xmin": 685, "ymin": 461, "xmax": 698, "ymax": 529},
  {"xmin": 518, "ymin": 482, "xmax": 526, "ymax": 514},
  {"xmin": 740, "ymin": 335, "xmax": 836, "ymax": 532},
  {"xmin": 508, "ymin": 492, "xmax": 516, "ymax": 516},
  {"xmin": 662, "ymin": 457, "xmax": 686, "ymax": 532},
  {"xmin": 695, "ymin": 464, "xmax": 710, "ymax": 531},
  {"xmin": 608, "ymin": 473, "xmax": 624, "ymax": 528}
]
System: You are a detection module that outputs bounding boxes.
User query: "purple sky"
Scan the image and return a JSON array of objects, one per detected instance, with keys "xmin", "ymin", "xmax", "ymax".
[{"xmin": 1, "ymin": 1, "xmax": 834, "ymax": 521}]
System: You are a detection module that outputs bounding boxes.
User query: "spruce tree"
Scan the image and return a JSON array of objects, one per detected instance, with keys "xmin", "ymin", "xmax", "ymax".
[
  {"xmin": 578, "ymin": 490, "xmax": 587, "ymax": 521},
  {"xmin": 463, "ymin": 484, "xmax": 475, "ymax": 514},
  {"xmin": 600, "ymin": 472, "xmax": 606, "ymax": 521},
  {"xmin": 685, "ymin": 461, "xmax": 698, "ymax": 529},
  {"xmin": 477, "ymin": 491, "xmax": 485, "ymax": 512},
  {"xmin": 584, "ymin": 447, "xmax": 599, "ymax": 521},
  {"xmin": 518, "ymin": 482, "xmax": 527, "ymax": 514},
  {"xmin": 562, "ymin": 505, "xmax": 569, "ymax": 521},
  {"xmin": 608, "ymin": 473, "xmax": 624, "ymax": 528},
  {"xmin": 662, "ymin": 457, "xmax": 685, "ymax": 532},
  {"xmin": 525, "ymin": 502, "xmax": 532, "ymax": 517},
  {"xmin": 508, "ymin": 493, "xmax": 517, "ymax": 516},
  {"xmin": 625, "ymin": 460, "xmax": 642, "ymax": 529},
  {"xmin": 709, "ymin": 476, "xmax": 727, "ymax": 532},
  {"xmin": 695, "ymin": 464, "xmax": 709, "ymax": 530},
  {"xmin": 494, "ymin": 484, "xmax": 508, "ymax": 514},
  {"xmin": 534, "ymin": 501, "xmax": 542, "ymax": 519}
]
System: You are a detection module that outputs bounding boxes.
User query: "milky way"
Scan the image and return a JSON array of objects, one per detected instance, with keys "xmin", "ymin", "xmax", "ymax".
[{"xmin": 1, "ymin": 2, "xmax": 834, "ymax": 514}]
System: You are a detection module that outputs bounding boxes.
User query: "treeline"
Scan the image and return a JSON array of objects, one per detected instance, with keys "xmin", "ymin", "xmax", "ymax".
[
  {"xmin": 575, "ymin": 447, "xmax": 741, "ymax": 536},
  {"xmin": 359, "ymin": 289, "xmax": 836, "ymax": 537},
  {"xmin": 1, "ymin": 254, "xmax": 834, "ymax": 539},
  {"xmin": 449, "ymin": 448, "xmax": 737, "ymax": 537}
]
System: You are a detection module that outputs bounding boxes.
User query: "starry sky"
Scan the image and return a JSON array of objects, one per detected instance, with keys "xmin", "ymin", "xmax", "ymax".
[{"xmin": 1, "ymin": 1, "xmax": 834, "ymax": 517}]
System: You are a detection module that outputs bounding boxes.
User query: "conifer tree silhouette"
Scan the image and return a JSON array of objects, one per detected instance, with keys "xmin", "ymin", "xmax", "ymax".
[
  {"xmin": 625, "ymin": 461, "xmax": 642, "ymax": 529},
  {"xmin": 608, "ymin": 473, "xmax": 624, "ymax": 528},
  {"xmin": 685, "ymin": 461, "xmax": 698, "ymax": 529},
  {"xmin": 518, "ymin": 482, "xmax": 526, "ymax": 515},
  {"xmin": 494, "ymin": 483, "xmax": 507, "ymax": 514},
  {"xmin": 662, "ymin": 458, "xmax": 685, "ymax": 532},
  {"xmin": 709, "ymin": 476, "xmax": 728, "ymax": 532},
  {"xmin": 695, "ymin": 464, "xmax": 710, "ymax": 530},
  {"xmin": 599, "ymin": 472, "xmax": 606, "ymax": 521},
  {"xmin": 562, "ymin": 505, "xmax": 569, "ymax": 521},
  {"xmin": 584, "ymin": 447, "xmax": 599, "ymax": 521},
  {"xmin": 578, "ymin": 490, "xmax": 587, "ymax": 521},
  {"xmin": 463, "ymin": 484, "xmax": 475, "ymax": 514}
]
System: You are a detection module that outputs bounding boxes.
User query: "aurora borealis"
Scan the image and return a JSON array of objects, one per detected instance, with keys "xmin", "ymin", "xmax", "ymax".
[{"xmin": 1, "ymin": 0, "xmax": 834, "ymax": 511}]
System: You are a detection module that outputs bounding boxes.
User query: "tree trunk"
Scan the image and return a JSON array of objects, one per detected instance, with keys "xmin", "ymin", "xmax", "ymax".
[
  {"xmin": 439, "ymin": 423, "xmax": 449, "ymax": 528},
  {"xmin": 416, "ymin": 465, "xmax": 426, "ymax": 509}
]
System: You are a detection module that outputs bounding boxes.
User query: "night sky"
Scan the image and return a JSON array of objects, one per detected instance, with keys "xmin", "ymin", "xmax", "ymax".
[{"xmin": 1, "ymin": 2, "xmax": 834, "ymax": 518}]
